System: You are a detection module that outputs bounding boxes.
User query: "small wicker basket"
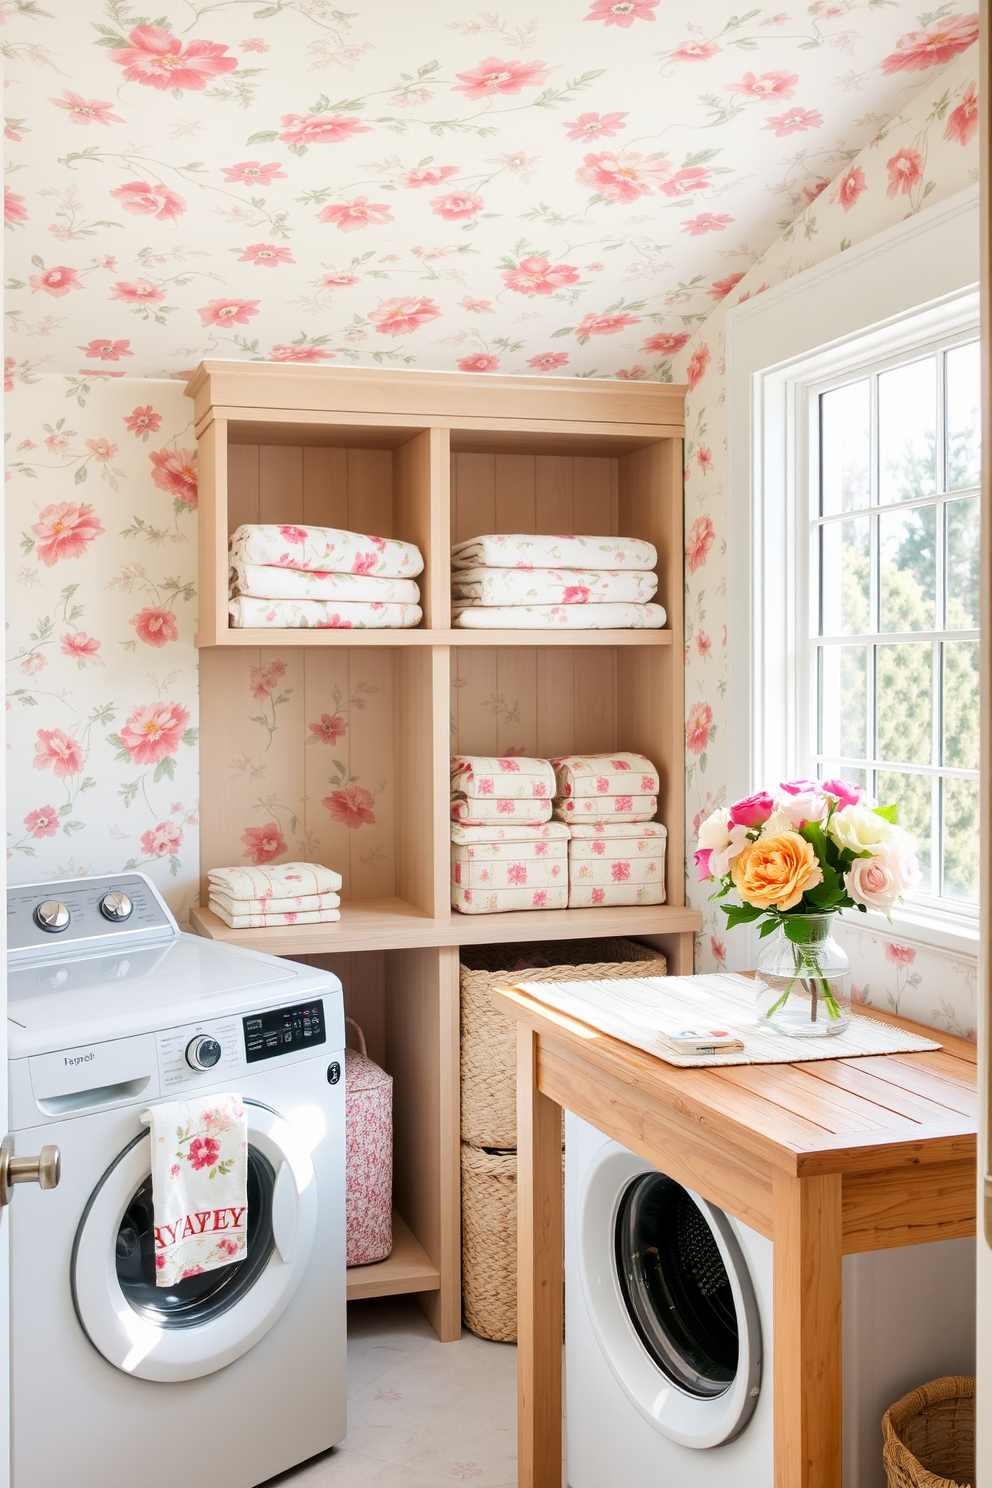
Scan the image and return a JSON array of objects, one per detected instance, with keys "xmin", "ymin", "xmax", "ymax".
[
  {"xmin": 459, "ymin": 937, "xmax": 667, "ymax": 1148},
  {"xmin": 461, "ymin": 1143, "xmax": 517, "ymax": 1344},
  {"xmin": 882, "ymin": 1377, "xmax": 975, "ymax": 1488}
]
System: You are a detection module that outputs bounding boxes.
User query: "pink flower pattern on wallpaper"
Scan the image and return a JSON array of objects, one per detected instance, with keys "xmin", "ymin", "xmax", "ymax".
[
  {"xmin": 6, "ymin": 379, "xmax": 198, "ymax": 911},
  {"xmin": 2, "ymin": 3, "xmax": 981, "ymax": 378},
  {"xmin": 676, "ymin": 42, "xmax": 979, "ymax": 1043}
]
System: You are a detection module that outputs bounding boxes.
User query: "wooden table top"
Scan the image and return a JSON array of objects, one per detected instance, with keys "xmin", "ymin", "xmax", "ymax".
[{"xmin": 493, "ymin": 987, "xmax": 977, "ymax": 1180}]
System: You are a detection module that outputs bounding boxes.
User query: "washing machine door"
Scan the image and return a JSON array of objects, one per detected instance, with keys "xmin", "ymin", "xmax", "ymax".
[
  {"xmin": 71, "ymin": 1099, "xmax": 317, "ymax": 1381},
  {"xmin": 578, "ymin": 1142, "xmax": 762, "ymax": 1449}
]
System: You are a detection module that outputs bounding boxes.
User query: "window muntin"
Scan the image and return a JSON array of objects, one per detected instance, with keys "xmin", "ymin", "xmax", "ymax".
[{"xmin": 810, "ymin": 335, "xmax": 980, "ymax": 913}]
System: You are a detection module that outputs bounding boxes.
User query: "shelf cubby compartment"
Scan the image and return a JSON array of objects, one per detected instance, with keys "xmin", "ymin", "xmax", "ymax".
[{"xmin": 197, "ymin": 416, "xmax": 448, "ymax": 645}]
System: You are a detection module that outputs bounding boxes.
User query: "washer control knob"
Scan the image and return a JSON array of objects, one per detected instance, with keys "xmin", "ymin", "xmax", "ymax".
[
  {"xmin": 35, "ymin": 900, "xmax": 70, "ymax": 933},
  {"xmin": 186, "ymin": 1036, "xmax": 222, "ymax": 1072},
  {"xmin": 100, "ymin": 890, "xmax": 133, "ymax": 923}
]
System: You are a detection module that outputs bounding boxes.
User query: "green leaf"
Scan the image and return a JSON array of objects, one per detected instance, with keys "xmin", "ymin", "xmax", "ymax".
[
  {"xmin": 74, "ymin": 464, "xmax": 88, "ymax": 485},
  {"xmin": 246, "ymin": 130, "xmax": 279, "ymax": 145},
  {"xmin": 153, "ymin": 755, "xmax": 176, "ymax": 783},
  {"xmin": 757, "ymin": 918, "xmax": 780, "ymax": 938},
  {"xmin": 723, "ymin": 902, "xmax": 763, "ymax": 929},
  {"xmin": 874, "ymin": 803, "xmax": 898, "ymax": 823},
  {"xmin": 783, "ymin": 917, "xmax": 816, "ymax": 944}
]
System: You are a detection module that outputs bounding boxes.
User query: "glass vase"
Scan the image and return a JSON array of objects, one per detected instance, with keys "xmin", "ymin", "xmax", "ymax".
[{"xmin": 754, "ymin": 914, "xmax": 852, "ymax": 1038}]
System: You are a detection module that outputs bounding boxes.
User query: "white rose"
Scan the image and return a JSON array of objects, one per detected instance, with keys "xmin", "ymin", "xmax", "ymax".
[
  {"xmin": 828, "ymin": 803, "xmax": 895, "ymax": 856},
  {"xmin": 760, "ymin": 807, "xmax": 805, "ymax": 838},
  {"xmin": 697, "ymin": 808, "xmax": 750, "ymax": 877},
  {"xmin": 774, "ymin": 789, "xmax": 829, "ymax": 830}
]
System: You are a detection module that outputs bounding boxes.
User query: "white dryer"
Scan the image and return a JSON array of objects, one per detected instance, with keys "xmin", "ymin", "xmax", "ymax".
[
  {"xmin": 7, "ymin": 872, "xmax": 347, "ymax": 1488},
  {"xmin": 566, "ymin": 1112, "xmax": 975, "ymax": 1488}
]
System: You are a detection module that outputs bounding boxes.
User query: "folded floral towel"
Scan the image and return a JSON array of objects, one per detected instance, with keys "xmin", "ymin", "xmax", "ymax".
[
  {"xmin": 450, "ymin": 754, "xmax": 555, "ymax": 802},
  {"xmin": 568, "ymin": 820, "xmax": 668, "ymax": 843},
  {"xmin": 553, "ymin": 794, "xmax": 657, "ymax": 822},
  {"xmin": 229, "ymin": 597, "xmax": 423, "ymax": 630},
  {"xmin": 209, "ymin": 901, "xmax": 341, "ymax": 929},
  {"xmin": 450, "ymin": 821, "xmax": 570, "ymax": 848},
  {"xmin": 209, "ymin": 889, "xmax": 341, "ymax": 917},
  {"xmin": 452, "ymin": 851, "xmax": 567, "ymax": 895},
  {"xmin": 451, "ymin": 534, "xmax": 657, "ymax": 571},
  {"xmin": 208, "ymin": 861, "xmax": 343, "ymax": 898},
  {"xmin": 452, "ymin": 882, "xmax": 569, "ymax": 915},
  {"xmin": 230, "ymin": 557, "xmax": 420, "ymax": 605},
  {"xmin": 451, "ymin": 602, "xmax": 666, "ymax": 630},
  {"xmin": 140, "ymin": 1092, "xmax": 247, "ymax": 1288},
  {"xmin": 553, "ymin": 752, "xmax": 660, "ymax": 800},
  {"xmin": 451, "ymin": 796, "xmax": 553, "ymax": 825},
  {"xmin": 568, "ymin": 822, "xmax": 667, "ymax": 903},
  {"xmin": 451, "ymin": 567, "xmax": 657, "ymax": 606},
  {"xmin": 231, "ymin": 523, "xmax": 424, "ymax": 579}
]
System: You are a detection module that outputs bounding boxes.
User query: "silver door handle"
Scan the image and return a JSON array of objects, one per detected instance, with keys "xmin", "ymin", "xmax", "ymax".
[{"xmin": 0, "ymin": 1136, "xmax": 60, "ymax": 1206}]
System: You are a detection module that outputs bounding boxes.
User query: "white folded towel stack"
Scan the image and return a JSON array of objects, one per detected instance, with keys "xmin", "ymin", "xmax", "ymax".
[
  {"xmin": 450, "ymin": 534, "xmax": 664, "ymax": 631},
  {"xmin": 207, "ymin": 860, "xmax": 343, "ymax": 928},
  {"xmin": 141, "ymin": 1092, "xmax": 247, "ymax": 1287},
  {"xmin": 228, "ymin": 523, "xmax": 424, "ymax": 630}
]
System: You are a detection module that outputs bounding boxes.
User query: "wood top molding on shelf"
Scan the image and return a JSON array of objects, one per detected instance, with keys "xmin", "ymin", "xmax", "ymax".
[
  {"xmin": 195, "ymin": 627, "xmax": 675, "ymax": 649},
  {"xmin": 186, "ymin": 359, "xmax": 687, "ymax": 441},
  {"xmin": 189, "ymin": 899, "xmax": 702, "ymax": 956}
]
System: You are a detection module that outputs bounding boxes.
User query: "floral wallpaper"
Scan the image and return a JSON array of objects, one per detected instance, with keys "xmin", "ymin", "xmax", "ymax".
[
  {"xmin": 2, "ymin": 0, "xmax": 981, "ymax": 381},
  {"xmin": 677, "ymin": 42, "xmax": 980, "ymax": 1036},
  {"xmin": 5, "ymin": 374, "xmax": 199, "ymax": 920}
]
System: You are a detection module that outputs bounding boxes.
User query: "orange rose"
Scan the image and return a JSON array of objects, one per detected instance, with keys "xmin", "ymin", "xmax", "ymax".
[{"xmin": 731, "ymin": 832, "xmax": 822, "ymax": 912}]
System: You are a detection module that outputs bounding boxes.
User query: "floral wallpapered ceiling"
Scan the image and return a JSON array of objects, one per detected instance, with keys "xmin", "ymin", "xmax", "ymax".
[{"xmin": 3, "ymin": 0, "xmax": 981, "ymax": 380}]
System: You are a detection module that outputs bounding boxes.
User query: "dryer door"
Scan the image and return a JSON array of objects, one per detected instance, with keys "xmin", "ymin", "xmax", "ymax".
[
  {"xmin": 578, "ymin": 1141, "xmax": 763, "ymax": 1449},
  {"xmin": 71, "ymin": 1100, "xmax": 317, "ymax": 1381}
]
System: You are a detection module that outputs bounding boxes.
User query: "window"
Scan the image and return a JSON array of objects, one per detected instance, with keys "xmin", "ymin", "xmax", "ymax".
[{"xmin": 807, "ymin": 334, "xmax": 980, "ymax": 919}]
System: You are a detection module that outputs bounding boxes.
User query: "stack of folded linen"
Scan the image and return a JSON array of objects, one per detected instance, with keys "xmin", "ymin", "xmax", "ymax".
[
  {"xmin": 450, "ymin": 753, "xmax": 555, "ymax": 825},
  {"xmin": 551, "ymin": 752, "xmax": 665, "ymax": 908},
  {"xmin": 208, "ymin": 860, "xmax": 343, "ymax": 928},
  {"xmin": 451, "ymin": 821, "xmax": 569, "ymax": 915},
  {"xmin": 450, "ymin": 755, "xmax": 567, "ymax": 913},
  {"xmin": 228, "ymin": 522, "xmax": 423, "ymax": 630},
  {"xmin": 567, "ymin": 821, "xmax": 667, "ymax": 908},
  {"xmin": 450, "ymin": 534, "xmax": 666, "ymax": 630},
  {"xmin": 551, "ymin": 750, "xmax": 659, "ymax": 824}
]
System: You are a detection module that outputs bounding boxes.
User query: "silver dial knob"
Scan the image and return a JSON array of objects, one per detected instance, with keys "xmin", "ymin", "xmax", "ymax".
[
  {"xmin": 35, "ymin": 900, "xmax": 70, "ymax": 933},
  {"xmin": 100, "ymin": 890, "xmax": 132, "ymax": 922},
  {"xmin": 186, "ymin": 1036, "xmax": 222, "ymax": 1072}
]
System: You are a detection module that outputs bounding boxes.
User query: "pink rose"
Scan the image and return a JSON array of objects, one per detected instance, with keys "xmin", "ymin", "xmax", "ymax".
[
  {"xmin": 780, "ymin": 779, "xmax": 821, "ymax": 796},
  {"xmin": 694, "ymin": 847, "xmax": 713, "ymax": 881},
  {"xmin": 729, "ymin": 791, "xmax": 774, "ymax": 829},
  {"xmin": 822, "ymin": 778, "xmax": 862, "ymax": 810}
]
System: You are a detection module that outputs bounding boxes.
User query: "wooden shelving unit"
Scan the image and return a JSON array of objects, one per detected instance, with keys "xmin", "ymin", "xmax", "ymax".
[{"xmin": 187, "ymin": 360, "xmax": 701, "ymax": 1342}]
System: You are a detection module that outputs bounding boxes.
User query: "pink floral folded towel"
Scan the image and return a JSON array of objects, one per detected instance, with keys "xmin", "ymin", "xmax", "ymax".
[
  {"xmin": 230, "ymin": 523, "xmax": 424, "ymax": 579},
  {"xmin": 451, "ymin": 796, "xmax": 553, "ymax": 825},
  {"xmin": 450, "ymin": 754, "xmax": 555, "ymax": 801},
  {"xmin": 140, "ymin": 1092, "xmax": 247, "ymax": 1288},
  {"xmin": 208, "ymin": 899, "xmax": 341, "ymax": 929},
  {"xmin": 207, "ymin": 862, "xmax": 342, "ymax": 899}
]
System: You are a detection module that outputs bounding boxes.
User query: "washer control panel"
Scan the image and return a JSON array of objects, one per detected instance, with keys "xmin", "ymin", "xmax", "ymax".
[
  {"xmin": 157, "ymin": 1019, "xmax": 240, "ymax": 1090},
  {"xmin": 244, "ymin": 1001, "xmax": 326, "ymax": 1063},
  {"xmin": 8, "ymin": 872, "xmax": 176, "ymax": 958}
]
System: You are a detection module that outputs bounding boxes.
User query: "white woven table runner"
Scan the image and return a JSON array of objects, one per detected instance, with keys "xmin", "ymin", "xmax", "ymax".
[{"xmin": 511, "ymin": 972, "xmax": 941, "ymax": 1068}]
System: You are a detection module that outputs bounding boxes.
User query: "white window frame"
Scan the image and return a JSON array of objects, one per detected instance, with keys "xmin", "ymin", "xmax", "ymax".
[
  {"xmin": 725, "ymin": 185, "xmax": 980, "ymax": 961},
  {"xmin": 799, "ymin": 329, "xmax": 980, "ymax": 926}
]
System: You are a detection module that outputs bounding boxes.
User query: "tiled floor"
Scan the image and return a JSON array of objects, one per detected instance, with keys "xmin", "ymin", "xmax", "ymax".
[{"xmin": 264, "ymin": 1297, "xmax": 518, "ymax": 1487}]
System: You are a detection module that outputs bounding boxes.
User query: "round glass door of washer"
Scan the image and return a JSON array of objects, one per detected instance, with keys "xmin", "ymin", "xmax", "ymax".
[{"xmin": 72, "ymin": 1101, "xmax": 317, "ymax": 1381}]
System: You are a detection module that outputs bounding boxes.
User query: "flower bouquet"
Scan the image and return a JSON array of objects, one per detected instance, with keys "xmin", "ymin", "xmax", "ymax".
[{"xmin": 696, "ymin": 779, "xmax": 920, "ymax": 1037}]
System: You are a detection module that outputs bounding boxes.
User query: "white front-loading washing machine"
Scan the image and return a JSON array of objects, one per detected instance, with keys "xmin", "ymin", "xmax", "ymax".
[
  {"xmin": 566, "ymin": 1112, "xmax": 975, "ymax": 1488},
  {"xmin": 7, "ymin": 872, "xmax": 348, "ymax": 1488}
]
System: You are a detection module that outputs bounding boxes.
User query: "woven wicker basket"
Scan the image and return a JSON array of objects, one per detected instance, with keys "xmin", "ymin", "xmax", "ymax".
[
  {"xmin": 461, "ymin": 1143, "xmax": 518, "ymax": 1343},
  {"xmin": 459, "ymin": 937, "xmax": 667, "ymax": 1148},
  {"xmin": 882, "ymin": 1377, "xmax": 975, "ymax": 1488}
]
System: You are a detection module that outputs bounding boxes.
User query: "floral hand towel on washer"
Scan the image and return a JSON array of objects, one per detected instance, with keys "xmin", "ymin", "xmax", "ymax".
[
  {"xmin": 450, "ymin": 533, "xmax": 657, "ymax": 571},
  {"xmin": 230, "ymin": 557, "xmax": 421, "ymax": 605},
  {"xmin": 230, "ymin": 523, "xmax": 424, "ymax": 579},
  {"xmin": 568, "ymin": 821, "xmax": 667, "ymax": 908},
  {"xmin": 553, "ymin": 751, "xmax": 660, "ymax": 801},
  {"xmin": 451, "ymin": 601, "xmax": 666, "ymax": 631},
  {"xmin": 229, "ymin": 597, "xmax": 422, "ymax": 630},
  {"xmin": 451, "ymin": 567, "xmax": 657, "ymax": 607},
  {"xmin": 140, "ymin": 1092, "xmax": 247, "ymax": 1287}
]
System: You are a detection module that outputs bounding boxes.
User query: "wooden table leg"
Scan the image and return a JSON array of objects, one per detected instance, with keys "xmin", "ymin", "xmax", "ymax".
[
  {"xmin": 772, "ymin": 1170, "xmax": 843, "ymax": 1488},
  {"xmin": 517, "ymin": 1025, "xmax": 563, "ymax": 1488}
]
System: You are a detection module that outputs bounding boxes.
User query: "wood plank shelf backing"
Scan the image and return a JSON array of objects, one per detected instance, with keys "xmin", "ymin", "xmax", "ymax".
[{"xmin": 188, "ymin": 360, "xmax": 700, "ymax": 1338}]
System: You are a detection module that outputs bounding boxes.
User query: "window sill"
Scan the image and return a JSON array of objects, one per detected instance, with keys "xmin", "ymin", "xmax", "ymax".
[{"xmin": 837, "ymin": 905, "xmax": 979, "ymax": 959}]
